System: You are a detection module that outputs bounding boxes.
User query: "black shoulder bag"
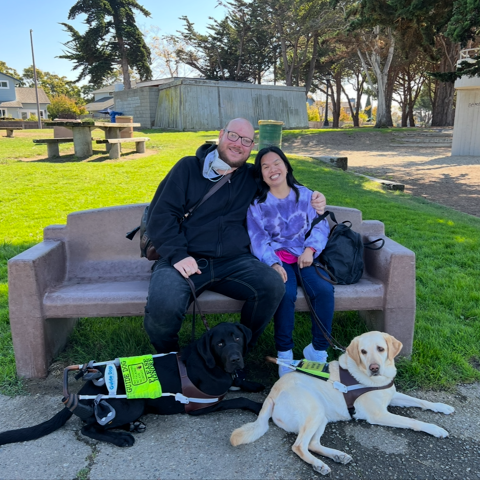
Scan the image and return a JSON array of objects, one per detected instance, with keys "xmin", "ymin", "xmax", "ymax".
[{"xmin": 309, "ymin": 210, "xmax": 385, "ymax": 285}]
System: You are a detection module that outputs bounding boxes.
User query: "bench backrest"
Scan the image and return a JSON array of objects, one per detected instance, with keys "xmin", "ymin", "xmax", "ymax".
[{"xmin": 43, "ymin": 203, "xmax": 365, "ymax": 281}]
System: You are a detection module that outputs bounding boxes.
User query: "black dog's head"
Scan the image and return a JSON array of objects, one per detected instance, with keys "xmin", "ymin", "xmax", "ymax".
[{"xmin": 196, "ymin": 322, "xmax": 252, "ymax": 373}]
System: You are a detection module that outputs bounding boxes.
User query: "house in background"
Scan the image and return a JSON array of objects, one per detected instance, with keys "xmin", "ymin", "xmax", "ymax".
[
  {"xmin": 84, "ymin": 83, "xmax": 136, "ymax": 118},
  {"xmin": 0, "ymin": 72, "xmax": 50, "ymax": 119}
]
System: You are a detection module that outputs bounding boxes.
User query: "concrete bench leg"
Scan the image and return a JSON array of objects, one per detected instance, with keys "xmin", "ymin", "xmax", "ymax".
[
  {"xmin": 47, "ymin": 143, "xmax": 60, "ymax": 158},
  {"xmin": 109, "ymin": 143, "xmax": 121, "ymax": 159},
  {"xmin": 136, "ymin": 141, "xmax": 146, "ymax": 153},
  {"xmin": 6, "ymin": 129, "xmax": 14, "ymax": 137}
]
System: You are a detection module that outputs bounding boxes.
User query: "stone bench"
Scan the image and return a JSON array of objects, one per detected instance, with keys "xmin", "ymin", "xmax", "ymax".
[
  {"xmin": 8, "ymin": 204, "xmax": 416, "ymax": 378},
  {"xmin": 1, "ymin": 127, "xmax": 23, "ymax": 137},
  {"xmin": 33, "ymin": 138, "xmax": 75, "ymax": 158},
  {"xmin": 96, "ymin": 137, "xmax": 150, "ymax": 159}
]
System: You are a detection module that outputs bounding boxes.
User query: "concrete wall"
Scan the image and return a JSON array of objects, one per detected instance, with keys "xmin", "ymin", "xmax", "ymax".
[
  {"xmin": 113, "ymin": 87, "xmax": 159, "ymax": 128},
  {"xmin": 154, "ymin": 79, "xmax": 308, "ymax": 130},
  {"xmin": 452, "ymin": 76, "xmax": 480, "ymax": 155}
]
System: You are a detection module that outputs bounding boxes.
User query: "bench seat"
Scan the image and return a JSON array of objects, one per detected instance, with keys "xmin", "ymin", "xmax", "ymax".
[
  {"xmin": 96, "ymin": 137, "xmax": 150, "ymax": 159},
  {"xmin": 8, "ymin": 203, "xmax": 415, "ymax": 378},
  {"xmin": 42, "ymin": 277, "xmax": 385, "ymax": 319}
]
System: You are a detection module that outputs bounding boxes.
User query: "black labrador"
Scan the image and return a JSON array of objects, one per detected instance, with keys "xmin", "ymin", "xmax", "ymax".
[{"xmin": 0, "ymin": 322, "xmax": 263, "ymax": 447}]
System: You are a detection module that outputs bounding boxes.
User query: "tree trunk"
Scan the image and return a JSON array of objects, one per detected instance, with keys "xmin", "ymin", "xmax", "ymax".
[
  {"xmin": 331, "ymin": 72, "xmax": 342, "ymax": 128},
  {"xmin": 304, "ymin": 33, "xmax": 319, "ymax": 96},
  {"xmin": 431, "ymin": 36, "xmax": 459, "ymax": 126}
]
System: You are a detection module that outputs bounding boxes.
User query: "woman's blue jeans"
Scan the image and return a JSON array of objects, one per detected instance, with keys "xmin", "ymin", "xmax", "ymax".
[
  {"xmin": 274, "ymin": 262, "xmax": 334, "ymax": 352},
  {"xmin": 144, "ymin": 253, "xmax": 285, "ymax": 353}
]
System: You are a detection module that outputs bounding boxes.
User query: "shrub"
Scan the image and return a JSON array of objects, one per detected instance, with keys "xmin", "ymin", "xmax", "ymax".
[
  {"xmin": 307, "ymin": 104, "xmax": 321, "ymax": 122},
  {"xmin": 47, "ymin": 95, "xmax": 88, "ymax": 120}
]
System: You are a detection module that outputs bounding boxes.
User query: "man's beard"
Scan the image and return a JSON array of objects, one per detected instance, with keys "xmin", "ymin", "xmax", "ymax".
[{"xmin": 216, "ymin": 143, "xmax": 249, "ymax": 168}]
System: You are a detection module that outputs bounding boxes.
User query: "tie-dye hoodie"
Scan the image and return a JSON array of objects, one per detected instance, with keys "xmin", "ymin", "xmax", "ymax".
[{"xmin": 247, "ymin": 185, "xmax": 330, "ymax": 266}]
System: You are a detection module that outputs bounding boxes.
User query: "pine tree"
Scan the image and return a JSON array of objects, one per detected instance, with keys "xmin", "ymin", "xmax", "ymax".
[{"xmin": 59, "ymin": 0, "xmax": 152, "ymax": 89}]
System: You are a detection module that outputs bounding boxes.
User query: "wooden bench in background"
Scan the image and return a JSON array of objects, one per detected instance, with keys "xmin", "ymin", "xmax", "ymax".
[
  {"xmin": 1, "ymin": 126, "xmax": 23, "ymax": 138},
  {"xmin": 96, "ymin": 137, "xmax": 150, "ymax": 159},
  {"xmin": 8, "ymin": 204, "xmax": 416, "ymax": 378}
]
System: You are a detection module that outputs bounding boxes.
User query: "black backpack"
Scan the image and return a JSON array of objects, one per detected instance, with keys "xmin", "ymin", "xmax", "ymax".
[{"xmin": 310, "ymin": 211, "xmax": 384, "ymax": 285}]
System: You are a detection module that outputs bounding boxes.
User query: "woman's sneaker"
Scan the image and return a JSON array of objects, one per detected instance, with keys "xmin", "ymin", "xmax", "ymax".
[
  {"xmin": 303, "ymin": 343, "xmax": 328, "ymax": 363},
  {"xmin": 278, "ymin": 350, "xmax": 294, "ymax": 378}
]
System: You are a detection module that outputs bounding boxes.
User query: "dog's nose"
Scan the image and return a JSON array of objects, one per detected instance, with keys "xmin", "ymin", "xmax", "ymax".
[
  {"xmin": 369, "ymin": 363, "xmax": 380, "ymax": 374},
  {"xmin": 230, "ymin": 354, "xmax": 241, "ymax": 364}
]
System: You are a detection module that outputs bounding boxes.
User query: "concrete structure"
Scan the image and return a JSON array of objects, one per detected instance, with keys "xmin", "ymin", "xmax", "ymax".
[
  {"xmin": 452, "ymin": 48, "xmax": 480, "ymax": 155},
  {"xmin": 0, "ymin": 72, "xmax": 50, "ymax": 119},
  {"xmin": 8, "ymin": 204, "xmax": 415, "ymax": 378},
  {"xmin": 112, "ymin": 77, "xmax": 309, "ymax": 130},
  {"xmin": 114, "ymin": 85, "xmax": 159, "ymax": 128}
]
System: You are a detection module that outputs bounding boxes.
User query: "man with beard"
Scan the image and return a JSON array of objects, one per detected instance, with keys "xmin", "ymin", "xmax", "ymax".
[{"xmin": 144, "ymin": 118, "xmax": 326, "ymax": 358}]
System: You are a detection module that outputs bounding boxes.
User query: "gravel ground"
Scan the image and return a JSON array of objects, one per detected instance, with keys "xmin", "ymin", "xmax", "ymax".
[{"xmin": 282, "ymin": 129, "xmax": 480, "ymax": 218}]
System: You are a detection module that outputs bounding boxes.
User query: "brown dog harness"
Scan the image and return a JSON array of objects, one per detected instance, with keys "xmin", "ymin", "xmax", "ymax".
[
  {"xmin": 339, "ymin": 367, "xmax": 394, "ymax": 416},
  {"xmin": 176, "ymin": 354, "xmax": 227, "ymax": 413}
]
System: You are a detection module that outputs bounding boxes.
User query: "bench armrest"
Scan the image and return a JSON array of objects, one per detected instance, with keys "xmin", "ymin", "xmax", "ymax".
[
  {"xmin": 363, "ymin": 235, "xmax": 415, "ymax": 310},
  {"xmin": 8, "ymin": 240, "xmax": 66, "ymax": 317}
]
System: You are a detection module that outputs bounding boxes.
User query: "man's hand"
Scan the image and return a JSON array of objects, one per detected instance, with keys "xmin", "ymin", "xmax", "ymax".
[
  {"xmin": 311, "ymin": 191, "xmax": 326, "ymax": 215},
  {"xmin": 272, "ymin": 263, "xmax": 288, "ymax": 282},
  {"xmin": 173, "ymin": 257, "xmax": 201, "ymax": 278},
  {"xmin": 298, "ymin": 248, "xmax": 314, "ymax": 269}
]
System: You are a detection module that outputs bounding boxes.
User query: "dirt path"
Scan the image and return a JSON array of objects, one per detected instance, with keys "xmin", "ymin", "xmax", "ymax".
[{"xmin": 282, "ymin": 130, "xmax": 480, "ymax": 218}]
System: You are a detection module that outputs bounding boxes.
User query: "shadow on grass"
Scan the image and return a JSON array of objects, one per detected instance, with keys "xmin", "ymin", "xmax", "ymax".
[{"xmin": 22, "ymin": 148, "xmax": 152, "ymax": 164}]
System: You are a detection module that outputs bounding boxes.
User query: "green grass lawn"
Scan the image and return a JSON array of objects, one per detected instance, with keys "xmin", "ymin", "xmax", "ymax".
[{"xmin": 1, "ymin": 128, "xmax": 479, "ymax": 394}]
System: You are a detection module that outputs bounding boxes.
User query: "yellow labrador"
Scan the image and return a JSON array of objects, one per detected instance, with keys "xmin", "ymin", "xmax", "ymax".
[{"xmin": 230, "ymin": 331, "xmax": 454, "ymax": 475}]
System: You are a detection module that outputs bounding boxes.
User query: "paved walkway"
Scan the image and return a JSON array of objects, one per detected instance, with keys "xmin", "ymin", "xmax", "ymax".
[{"xmin": 1, "ymin": 383, "xmax": 479, "ymax": 479}]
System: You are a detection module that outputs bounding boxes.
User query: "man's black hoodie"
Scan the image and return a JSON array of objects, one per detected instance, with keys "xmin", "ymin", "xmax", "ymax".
[{"xmin": 146, "ymin": 144, "xmax": 257, "ymax": 265}]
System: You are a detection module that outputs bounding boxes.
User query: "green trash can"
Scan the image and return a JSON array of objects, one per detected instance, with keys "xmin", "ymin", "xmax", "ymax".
[{"xmin": 258, "ymin": 120, "xmax": 284, "ymax": 151}]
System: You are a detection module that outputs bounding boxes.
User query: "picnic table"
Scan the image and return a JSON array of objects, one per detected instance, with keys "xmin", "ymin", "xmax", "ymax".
[{"xmin": 44, "ymin": 121, "xmax": 141, "ymax": 158}]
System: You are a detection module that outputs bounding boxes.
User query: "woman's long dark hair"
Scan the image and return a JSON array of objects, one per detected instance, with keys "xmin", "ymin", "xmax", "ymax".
[{"xmin": 251, "ymin": 146, "xmax": 303, "ymax": 204}]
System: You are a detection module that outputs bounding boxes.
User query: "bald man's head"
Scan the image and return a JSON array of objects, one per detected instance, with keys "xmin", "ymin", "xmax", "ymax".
[{"xmin": 217, "ymin": 118, "xmax": 255, "ymax": 168}]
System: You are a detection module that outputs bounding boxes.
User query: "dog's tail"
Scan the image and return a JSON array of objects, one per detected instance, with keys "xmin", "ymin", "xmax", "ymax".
[
  {"xmin": 0, "ymin": 408, "xmax": 73, "ymax": 445},
  {"xmin": 230, "ymin": 396, "xmax": 274, "ymax": 446}
]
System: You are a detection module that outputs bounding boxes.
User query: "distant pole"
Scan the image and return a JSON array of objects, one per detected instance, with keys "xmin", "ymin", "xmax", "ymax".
[{"xmin": 30, "ymin": 29, "xmax": 42, "ymax": 129}]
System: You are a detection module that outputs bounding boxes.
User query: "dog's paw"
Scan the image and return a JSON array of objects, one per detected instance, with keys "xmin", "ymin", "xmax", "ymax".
[
  {"xmin": 313, "ymin": 462, "xmax": 331, "ymax": 475},
  {"xmin": 427, "ymin": 425, "xmax": 449, "ymax": 438},
  {"xmin": 333, "ymin": 453, "xmax": 352, "ymax": 465},
  {"xmin": 113, "ymin": 432, "xmax": 136, "ymax": 447},
  {"xmin": 129, "ymin": 421, "xmax": 146, "ymax": 433},
  {"xmin": 432, "ymin": 403, "xmax": 455, "ymax": 415}
]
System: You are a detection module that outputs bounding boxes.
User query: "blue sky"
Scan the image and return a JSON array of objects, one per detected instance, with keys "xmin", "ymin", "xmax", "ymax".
[{"xmin": 0, "ymin": 0, "xmax": 226, "ymax": 81}]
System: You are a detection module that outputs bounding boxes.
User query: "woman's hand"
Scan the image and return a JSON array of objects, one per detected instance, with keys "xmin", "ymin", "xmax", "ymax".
[
  {"xmin": 298, "ymin": 248, "xmax": 314, "ymax": 269},
  {"xmin": 311, "ymin": 191, "xmax": 326, "ymax": 215},
  {"xmin": 272, "ymin": 263, "xmax": 288, "ymax": 282}
]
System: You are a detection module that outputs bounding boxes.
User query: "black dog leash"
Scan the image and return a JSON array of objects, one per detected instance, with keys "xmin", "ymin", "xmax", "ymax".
[
  {"xmin": 297, "ymin": 269, "xmax": 346, "ymax": 353},
  {"xmin": 185, "ymin": 276, "xmax": 210, "ymax": 342}
]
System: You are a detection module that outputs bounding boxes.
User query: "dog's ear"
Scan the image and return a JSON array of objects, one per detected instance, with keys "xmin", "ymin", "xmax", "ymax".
[
  {"xmin": 196, "ymin": 331, "xmax": 216, "ymax": 369},
  {"xmin": 234, "ymin": 323, "xmax": 252, "ymax": 354},
  {"xmin": 346, "ymin": 337, "xmax": 361, "ymax": 366},
  {"xmin": 384, "ymin": 334, "xmax": 403, "ymax": 360}
]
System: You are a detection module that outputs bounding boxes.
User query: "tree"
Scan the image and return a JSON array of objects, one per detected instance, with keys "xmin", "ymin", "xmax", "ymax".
[
  {"xmin": 21, "ymin": 67, "xmax": 84, "ymax": 102},
  {"xmin": 174, "ymin": 0, "xmax": 278, "ymax": 83},
  {"xmin": 47, "ymin": 95, "xmax": 88, "ymax": 119},
  {"xmin": 59, "ymin": 0, "xmax": 152, "ymax": 89},
  {"xmin": 0, "ymin": 61, "xmax": 21, "ymax": 80}
]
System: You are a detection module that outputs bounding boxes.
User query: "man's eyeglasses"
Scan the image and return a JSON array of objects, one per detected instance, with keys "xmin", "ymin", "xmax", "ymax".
[{"xmin": 225, "ymin": 130, "xmax": 254, "ymax": 147}]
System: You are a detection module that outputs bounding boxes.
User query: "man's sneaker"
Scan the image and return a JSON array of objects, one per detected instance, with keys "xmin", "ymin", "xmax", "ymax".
[
  {"xmin": 303, "ymin": 343, "xmax": 328, "ymax": 363},
  {"xmin": 278, "ymin": 350, "xmax": 294, "ymax": 378}
]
